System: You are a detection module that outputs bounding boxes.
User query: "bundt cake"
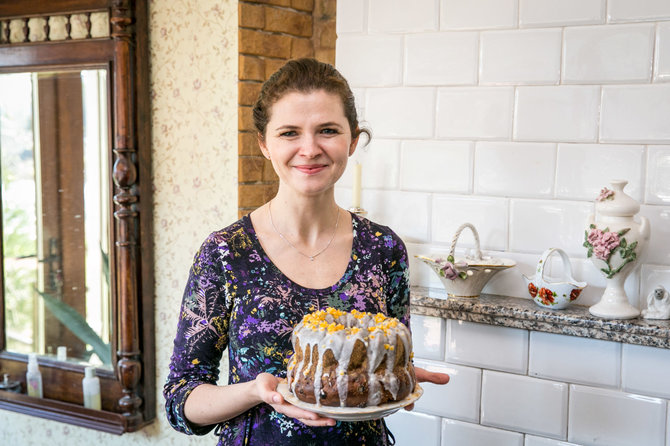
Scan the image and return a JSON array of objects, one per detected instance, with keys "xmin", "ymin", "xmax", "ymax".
[{"xmin": 286, "ymin": 307, "xmax": 416, "ymax": 408}]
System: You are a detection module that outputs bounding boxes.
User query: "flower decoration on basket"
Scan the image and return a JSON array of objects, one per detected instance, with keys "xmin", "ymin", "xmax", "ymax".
[
  {"xmin": 523, "ymin": 248, "xmax": 586, "ymax": 310},
  {"xmin": 417, "ymin": 223, "xmax": 515, "ymax": 298}
]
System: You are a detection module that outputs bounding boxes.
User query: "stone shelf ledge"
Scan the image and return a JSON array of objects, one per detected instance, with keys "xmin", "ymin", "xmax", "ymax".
[{"xmin": 410, "ymin": 286, "xmax": 670, "ymax": 349}]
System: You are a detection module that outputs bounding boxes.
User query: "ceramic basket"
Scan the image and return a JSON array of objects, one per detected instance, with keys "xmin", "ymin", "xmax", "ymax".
[
  {"xmin": 417, "ymin": 223, "xmax": 515, "ymax": 298},
  {"xmin": 523, "ymin": 248, "xmax": 587, "ymax": 310}
]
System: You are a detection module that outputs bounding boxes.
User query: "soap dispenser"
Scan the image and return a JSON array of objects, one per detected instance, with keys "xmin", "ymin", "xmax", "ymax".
[
  {"xmin": 26, "ymin": 353, "xmax": 43, "ymax": 398},
  {"xmin": 82, "ymin": 366, "xmax": 101, "ymax": 410}
]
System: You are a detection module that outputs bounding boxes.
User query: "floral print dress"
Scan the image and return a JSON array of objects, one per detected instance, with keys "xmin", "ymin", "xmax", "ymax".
[{"xmin": 164, "ymin": 213, "xmax": 410, "ymax": 446}]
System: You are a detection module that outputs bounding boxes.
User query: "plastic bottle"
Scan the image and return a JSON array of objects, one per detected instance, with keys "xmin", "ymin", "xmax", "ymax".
[
  {"xmin": 26, "ymin": 353, "xmax": 43, "ymax": 398},
  {"xmin": 82, "ymin": 366, "xmax": 101, "ymax": 410}
]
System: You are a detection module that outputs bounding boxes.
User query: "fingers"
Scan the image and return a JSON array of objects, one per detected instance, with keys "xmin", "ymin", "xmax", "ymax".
[{"xmin": 415, "ymin": 366, "xmax": 450, "ymax": 385}]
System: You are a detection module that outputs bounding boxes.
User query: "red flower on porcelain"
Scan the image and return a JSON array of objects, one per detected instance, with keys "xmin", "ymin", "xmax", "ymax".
[
  {"xmin": 528, "ymin": 283, "xmax": 538, "ymax": 298},
  {"xmin": 570, "ymin": 289, "xmax": 582, "ymax": 301},
  {"xmin": 538, "ymin": 288, "xmax": 555, "ymax": 305}
]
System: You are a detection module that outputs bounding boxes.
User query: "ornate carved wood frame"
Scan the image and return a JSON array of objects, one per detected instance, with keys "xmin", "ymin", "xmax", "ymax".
[{"xmin": 0, "ymin": 0, "xmax": 154, "ymax": 434}]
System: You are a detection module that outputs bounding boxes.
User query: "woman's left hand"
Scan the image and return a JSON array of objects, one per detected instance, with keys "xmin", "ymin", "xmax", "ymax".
[{"xmin": 404, "ymin": 366, "xmax": 450, "ymax": 411}]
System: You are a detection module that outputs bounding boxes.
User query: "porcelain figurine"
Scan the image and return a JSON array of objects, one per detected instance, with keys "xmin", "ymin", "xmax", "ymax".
[
  {"xmin": 417, "ymin": 223, "xmax": 515, "ymax": 298},
  {"xmin": 641, "ymin": 285, "xmax": 670, "ymax": 320},
  {"xmin": 583, "ymin": 180, "xmax": 650, "ymax": 319},
  {"xmin": 523, "ymin": 248, "xmax": 586, "ymax": 310}
]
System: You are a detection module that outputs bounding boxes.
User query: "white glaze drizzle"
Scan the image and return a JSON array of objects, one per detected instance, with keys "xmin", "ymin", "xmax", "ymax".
[{"xmin": 287, "ymin": 309, "xmax": 414, "ymax": 407}]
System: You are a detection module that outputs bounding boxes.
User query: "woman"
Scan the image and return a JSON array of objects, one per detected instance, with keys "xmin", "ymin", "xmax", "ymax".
[{"xmin": 164, "ymin": 58, "xmax": 448, "ymax": 445}]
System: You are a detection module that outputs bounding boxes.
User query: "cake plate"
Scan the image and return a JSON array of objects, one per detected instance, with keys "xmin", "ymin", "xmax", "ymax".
[{"xmin": 276, "ymin": 382, "xmax": 423, "ymax": 421}]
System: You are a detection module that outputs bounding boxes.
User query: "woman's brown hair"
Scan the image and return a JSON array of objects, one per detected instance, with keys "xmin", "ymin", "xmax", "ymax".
[{"xmin": 253, "ymin": 58, "xmax": 370, "ymax": 142}]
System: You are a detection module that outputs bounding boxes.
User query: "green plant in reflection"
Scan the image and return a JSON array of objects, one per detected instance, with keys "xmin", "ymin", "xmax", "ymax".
[{"xmin": 36, "ymin": 289, "xmax": 112, "ymax": 365}]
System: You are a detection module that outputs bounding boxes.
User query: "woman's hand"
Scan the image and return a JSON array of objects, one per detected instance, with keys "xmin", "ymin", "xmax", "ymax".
[
  {"xmin": 404, "ymin": 366, "xmax": 450, "ymax": 411},
  {"xmin": 255, "ymin": 373, "xmax": 337, "ymax": 427}
]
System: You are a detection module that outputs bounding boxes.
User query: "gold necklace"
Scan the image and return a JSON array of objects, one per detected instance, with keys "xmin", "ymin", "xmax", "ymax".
[{"xmin": 268, "ymin": 200, "xmax": 340, "ymax": 261}]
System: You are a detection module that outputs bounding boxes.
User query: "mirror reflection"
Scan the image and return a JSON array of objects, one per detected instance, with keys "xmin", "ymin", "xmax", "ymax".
[{"xmin": 1, "ymin": 69, "xmax": 112, "ymax": 368}]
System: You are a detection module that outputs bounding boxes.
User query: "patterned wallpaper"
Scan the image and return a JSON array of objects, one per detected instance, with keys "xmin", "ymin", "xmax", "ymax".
[{"xmin": 0, "ymin": 0, "xmax": 238, "ymax": 444}]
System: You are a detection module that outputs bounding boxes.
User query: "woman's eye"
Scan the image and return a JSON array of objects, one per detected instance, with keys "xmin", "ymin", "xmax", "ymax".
[
  {"xmin": 279, "ymin": 130, "xmax": 297, "ymax": 137},
  {"xmin": 321, "ymin": 128, "xmax": 339, "ymax": 135}
]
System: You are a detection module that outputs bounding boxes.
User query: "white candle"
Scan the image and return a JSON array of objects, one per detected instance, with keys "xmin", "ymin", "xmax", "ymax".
[{"xmin": 352, "ymin": 162, "xmax": 362, "ymax": 208}]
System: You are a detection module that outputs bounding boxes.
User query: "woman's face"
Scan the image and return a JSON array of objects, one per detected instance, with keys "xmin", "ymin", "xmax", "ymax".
[{"xmin": 259, "ymin": 90, "xmax": 358, "ymax": 198}]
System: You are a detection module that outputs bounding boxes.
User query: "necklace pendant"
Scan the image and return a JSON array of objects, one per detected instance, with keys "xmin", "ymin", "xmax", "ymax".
[{"xmin": 309, "ymin": 256, "xmax": 315, "ymax": 261}]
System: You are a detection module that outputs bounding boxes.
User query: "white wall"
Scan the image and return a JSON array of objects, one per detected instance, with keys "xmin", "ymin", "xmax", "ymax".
[
  {"xmin": 334, "ymin": 1, "xmax": 670, "ymax": 445},
  {"xmin": 334, "ymin": 0, "xmax": 670, "ymax": 311}
]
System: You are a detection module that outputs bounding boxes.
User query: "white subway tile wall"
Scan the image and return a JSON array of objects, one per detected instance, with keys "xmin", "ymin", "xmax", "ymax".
[
  {"xmin": 446, "ymin": 320, "xmax": 528, "ymax": 373},
  {"xmin": 336, "ymin": 2, "xmax": 670, "ymax": 444},
  {"xmin": 656, "ymin": 22, "xmax": 670, "ymax": 82},
  {"xmin": 441, "ymin": 418, "xmax": 525, "ymax": 446},
  {"xmin": 518, "ymin": 0, "xmax": 605, "ymax": 28},
  {"xmin": 385, "ymin": 410, "xmax": 442, "ymax": 446},
  {"xmin": 622, "ymin": 344, "xmax": 670, "ymax": 399},
  {"xmin": 479, "ymin": 29, "xmax": 562, "ymax": 85},
  {"xmin": 413, "ymin": 359, "xmax": 482, "ymax": 422},
  {"xmin": 528, "ymin": 332, "xmax": 621, "ymax": 387},
  {"xmin": 481, "ymin": 371, "xmax": 569, "ymax": 438},
  {"xmin": 568, "ymin": 385, "xmax": 667, "ymax": 446}
]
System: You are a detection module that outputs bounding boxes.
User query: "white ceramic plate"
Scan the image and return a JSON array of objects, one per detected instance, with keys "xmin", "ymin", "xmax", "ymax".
[{"xmin": 276, "ymin": 382, "xmax": 423, "ymax": 422}]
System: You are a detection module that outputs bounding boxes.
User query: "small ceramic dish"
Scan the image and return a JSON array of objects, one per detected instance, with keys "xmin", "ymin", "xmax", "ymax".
[
  {"xmin": 523, "ymin": 248, "xmax": 587, "ymax": 310},
  {"xmin": 417, "ymin": 223, "xmax": 515, "ymax": 298}
]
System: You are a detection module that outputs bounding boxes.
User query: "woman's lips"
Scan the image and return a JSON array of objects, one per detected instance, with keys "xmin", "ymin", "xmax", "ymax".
[{"xmin": 295, "ymin": 164, "xmax": 326, "ymax": 174}]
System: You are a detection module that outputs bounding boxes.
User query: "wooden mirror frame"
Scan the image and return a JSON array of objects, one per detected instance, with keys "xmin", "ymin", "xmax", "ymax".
[{"xmin": 0, "ymin": 0, "xmax": 154, "ymax": 434}]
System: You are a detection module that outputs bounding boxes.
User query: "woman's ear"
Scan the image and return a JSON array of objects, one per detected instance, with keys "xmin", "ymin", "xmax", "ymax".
[
  {"xmin": 349, "ymin": 134, "xmax": 360, "ymax": 157},
  {"xmin": 258, "ymin": 133, "xmax": 271, "ymax": 160}
]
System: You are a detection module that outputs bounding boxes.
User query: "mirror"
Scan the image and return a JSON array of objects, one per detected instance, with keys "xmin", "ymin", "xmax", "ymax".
[
  {"xmin": 1, "ymin": 69, "xmax": 112, "ymax": 368},
  {"xmin": 0, "ymin": 0, "xmax": 154, "ymax": 434}
]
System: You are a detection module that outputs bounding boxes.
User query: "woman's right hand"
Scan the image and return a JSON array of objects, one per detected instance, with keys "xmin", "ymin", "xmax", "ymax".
[{"xmin": 255, "ymin": 373, "xmax": 337, "ymax": 427}]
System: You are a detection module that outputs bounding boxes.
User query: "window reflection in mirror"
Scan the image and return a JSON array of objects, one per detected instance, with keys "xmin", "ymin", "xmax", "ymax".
[{"xmin": 0, "ymin": 69, "xmax": 112, "ymax": 368}]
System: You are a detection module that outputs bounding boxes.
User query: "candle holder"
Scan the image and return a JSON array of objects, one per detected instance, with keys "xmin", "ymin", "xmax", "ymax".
[{"xmin": 349, "ymin": 206, "xmax": 368, "ymax": 217}]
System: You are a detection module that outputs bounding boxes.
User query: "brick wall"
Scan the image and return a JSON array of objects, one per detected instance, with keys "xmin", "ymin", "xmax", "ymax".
[{"xmin": 238, "ymin": 0, "xmax": 336, "ymax": 217}]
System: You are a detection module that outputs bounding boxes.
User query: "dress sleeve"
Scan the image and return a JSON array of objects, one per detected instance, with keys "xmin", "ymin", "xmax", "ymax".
[
  {"xmin": 385, "ymin": 232, "xmax": 411, "ymax": 327},
  {"xmin": 163, "ymin": 235, "xmax": 232, "ymax": 435}
]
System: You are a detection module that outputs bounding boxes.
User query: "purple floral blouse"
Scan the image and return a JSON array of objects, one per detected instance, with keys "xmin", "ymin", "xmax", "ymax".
[{"xmin": 164, "ymin": 213, "xmax": 410, "ymax": 445}]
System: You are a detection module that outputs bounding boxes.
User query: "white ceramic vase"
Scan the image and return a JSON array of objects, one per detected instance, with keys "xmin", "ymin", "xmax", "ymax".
[{"xmin": 584, "ymin": 180, "xmax": 650, "ymax": 319}]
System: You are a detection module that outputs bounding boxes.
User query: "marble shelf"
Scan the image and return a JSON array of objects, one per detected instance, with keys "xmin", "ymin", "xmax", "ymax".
[{"xmin": 410, "ymin": 286, "xmax": 670, "ymax": 349}]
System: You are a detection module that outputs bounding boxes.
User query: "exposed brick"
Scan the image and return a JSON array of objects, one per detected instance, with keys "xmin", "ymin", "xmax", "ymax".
[
  {"xmin": 291, "ymin": 36, "xmax": 314, "ymax": 58},
  {"xmin": 265, "ymin": 8, "xmax": 312, "ymax": 37},
  {"xmin": 246, "ymin": 0, "xmax": 291, "ymax": 7},
  {"xmin": 239, "ymin": 55, "xmax": 265, "ymax": 81},
  {"xmin": 239, "ymin": 132, "xmax": 262, "ymax": 155},
  {"xmin": 319, "ymin": 21, "xmax": 336, "ymax": 48},
  {"xmin": 239, "ymin": 28, "xmax": 292, "ymax": 58},
  {"xmin": 315, "ymin": 0, "xmax": 336, "ymax": 19},
  {"xmin": 239, "ymin": 81, "xmax": 263, "ymax": 106},
  {"xmin": 314, "ymin": 48, "xmax": 335, "ymax": 64},
  {"xmin": 239, "ymin": 105, "xmax": 256, "ymax": 132},
  {"xmin": 239, "ymin": 156, "xmax": 266, "ymax": 183},
  {"xmin": 263, "ymin": 158, "xmax": 278, "ymax": 181},
  {"xmin": 239, "ymin": 2, "xmax": 265, "ymax": 29},
  {"xmin": 239, "ymin": 183, "xmax": 278, "ymax": 208},
  {"xmin": 292, "ymin": 0, "xmax": 314, "ymax": 12},
  {"xmin": 265, "ymin": 58, "xmax": 286, "ymax": 78}
]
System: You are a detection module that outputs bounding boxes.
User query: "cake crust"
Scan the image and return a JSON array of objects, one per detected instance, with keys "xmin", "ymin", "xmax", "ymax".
[{"xmin": 287, "ymin": 308, "xmax": 416, "ymax": 407}]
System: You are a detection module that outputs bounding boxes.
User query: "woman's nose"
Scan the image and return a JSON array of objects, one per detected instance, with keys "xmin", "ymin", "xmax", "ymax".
[{"xmin": 298, "ymin": 134, "xmax": 322, "ymax": 157}]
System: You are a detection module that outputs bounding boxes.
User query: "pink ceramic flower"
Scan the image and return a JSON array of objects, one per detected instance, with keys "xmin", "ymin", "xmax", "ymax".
[
  {"xmin": 440, "ymin": 262, "xmax": 459, "ymax": 280},
  {"xmin": 592, "ymin": 231, "xmax": 620, "ymax": 261},
  {"xmin": 587, "ymin": 228, "xmax": 603, "ymax": 245},
  {"xmin": 596, "ymin": 187, "xmax": 615, "ymax": 201}
]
